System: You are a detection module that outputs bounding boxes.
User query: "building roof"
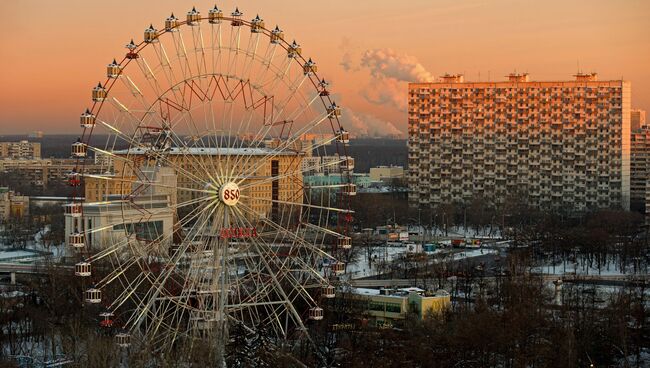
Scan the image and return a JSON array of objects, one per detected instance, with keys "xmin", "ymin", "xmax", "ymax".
[{"xmin": 113, "ymin": 147, "xmax": 300, "ymax": 156}]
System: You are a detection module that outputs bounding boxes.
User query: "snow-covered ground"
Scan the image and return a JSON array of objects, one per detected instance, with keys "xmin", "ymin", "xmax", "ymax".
[
  {"xmin": 345, "ymin": 247, "xmax": 499, "ymax": 279},
  {"xmin": 532, "ymin": 256, "xmax": 646, "ymax": 276},
  {"xmin": 0, "ymin": 225, "xmax": 66, "ymax": 261}
]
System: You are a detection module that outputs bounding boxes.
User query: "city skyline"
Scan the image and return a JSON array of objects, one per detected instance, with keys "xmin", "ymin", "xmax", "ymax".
[{"xmin": 0, "ymin": 0, "xmax": 648, "ymax": 136}]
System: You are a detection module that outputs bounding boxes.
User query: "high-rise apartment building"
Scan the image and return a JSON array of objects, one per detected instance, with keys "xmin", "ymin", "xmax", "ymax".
[
  {"xmin": 0, "ymin": 140, "xmax": 41, "ymax": 159},
  {"xmin": 408, "ymin": 73, "xmax": 631, "ymax": 211},
  {"xmin": 631, "ymin": 127, "xmax": 650, "ymax": 212},
  {"xmin": 631, "ymin": 109, "xmax": 647, "ymax": 131}
]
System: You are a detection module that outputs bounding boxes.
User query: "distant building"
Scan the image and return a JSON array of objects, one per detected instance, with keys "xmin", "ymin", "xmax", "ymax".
[
  {"xmin": 336, "ymin": 287, "xmax": 450, "ymax": 327},
  {"xmin": 0, "ymin": 141, "xmax": 41, "ymax": 159},
  {"xmin": 0, "ymin": 187, "xmax": 29, "ymax": 221},
  {"xmin": 28, "ymin": 131, "xmax": 44, "ymax": 139},
  {"xmin": 631, "ymin": 109, "xmax": 647, "ymax": 131},
  {"xmin": 408, "ymin": 72, "xmax": 631, "ymax": 212},
  {"xmin": 631, "ymin": 127, "xmax": 650, "ymax": 212},
  {"xmin": 0, "ymin": 158, "xmax": 103, "ymax": 188},
  {"xmin": 301, "ymin": 154, "xmax": 351, "ymax": 175},
  {"xmin": 304, "ymin": 173, "xmax": 372, "ymax": 188},
  {"xmin": 369, "ymin": 165, "xmax": 404, "ymax": 182}
]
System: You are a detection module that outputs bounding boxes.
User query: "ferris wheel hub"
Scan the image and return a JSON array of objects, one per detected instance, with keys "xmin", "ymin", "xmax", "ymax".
[{"xmin": 219, "ymin": 182, "xmax": 240, "ymax": 206}]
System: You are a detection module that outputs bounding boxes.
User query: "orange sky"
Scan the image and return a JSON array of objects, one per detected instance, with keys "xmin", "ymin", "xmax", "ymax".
[{"xmin": 0, "ymin": 0, "xmax": 648, "ymax": 135}]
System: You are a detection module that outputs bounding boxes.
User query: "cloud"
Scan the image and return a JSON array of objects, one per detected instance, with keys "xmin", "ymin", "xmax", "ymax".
[
  {"xmin": 342, "ymin": 108, "xmax": 403, "ymax": 138},
  {"xmin": 360, "ymin": 48, "xmax": 434, "ymax": 83},
  {"xmin": 360, "ymin": 78, "xmax": 408, "ymax": 112},
  {"xmin": 339, "ymin": 37, "xmax": 360, "ymax": 72}
]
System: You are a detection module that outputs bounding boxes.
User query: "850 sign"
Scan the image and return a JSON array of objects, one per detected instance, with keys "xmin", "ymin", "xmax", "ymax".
[{"xmin": 219, "ymin": 182, "xmax": 241, "ymax": 206}]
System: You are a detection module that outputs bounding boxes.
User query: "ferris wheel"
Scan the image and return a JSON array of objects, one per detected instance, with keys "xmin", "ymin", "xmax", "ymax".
[{"xmin": 65, "ymin": 6, "xmax": 355, "ymax": 354}]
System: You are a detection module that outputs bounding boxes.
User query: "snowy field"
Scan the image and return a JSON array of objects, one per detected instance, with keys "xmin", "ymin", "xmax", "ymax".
[
  {"xmin": 345, "ymin": 246, "xmax": 499, "ymax": 279},
  {"xmin": 532, "ymin": 256, "xmax": 647, "ymax": 277}
]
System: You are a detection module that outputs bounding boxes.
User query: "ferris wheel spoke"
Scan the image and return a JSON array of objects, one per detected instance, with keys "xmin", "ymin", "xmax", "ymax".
[
  {"xmin": 209, "ymin": 23, "xmax": 224, "ymax": 74},
  {"xmin": 229, "ymin": 206, "xmax": 320, "ymax": 327},
  {"xmin": 126, "ymin": 200, "xmax": 220, "ymax": 331},
  {"xmin": 151, "ymin": 42, "xmax": 177, "ymax": 90},
  {"xmin": 157, "ymin": 87, "xmax": 230, "ymax": 186},
  {"xmin": 234, "ymin": 202, "xmax": 335, "ymax": 262},
  {"xmin": 236, "ymin": 209, "xmax": 325, "ymax": 290},
  {"xmin": 135, "ymin": 57, "xmax": 164, "ymax": 98},
  {"xmin": 89, "ymin": 200, "xmax": 209, "ymax": 288},
  {"xmin": 237, "ymin": 109, "xmax": 334, "ymax": 180},
  {"xmin": 171, "ymin": 32, "xmax": 193, "ymax": 80},
  {"xmin": 83, "ymin": 173, "xmax": 212, "ymax": 196},
  {"xmin": 191, "ymin": 24, "xmax": 208, "ymax": 77},
  {"xmin": 109, "ymin": 271, "xmax": 150, "ymax": 310},
  {"xmin": 226, "ymin": 45, "xmax": 293, "ymax": 177},
  {"xmin": 237, "ymin": 136, "xmax": 339, "ymax": 188},
  {"xmin": 94, "ymin": 121, "xmax": 211, "ymax": 189},
  {"xmin": 241, "ymin": 33, "xmax": 261, "ymax": 81}
]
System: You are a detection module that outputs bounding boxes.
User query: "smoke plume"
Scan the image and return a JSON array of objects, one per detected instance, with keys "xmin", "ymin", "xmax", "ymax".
[
  {"xmin": 360, "ymin": 48, "xmax": 434, "ymax": 83},
  {"xmin": 342, "ymin": 108, "xmax": 403, "ymax": 138}
]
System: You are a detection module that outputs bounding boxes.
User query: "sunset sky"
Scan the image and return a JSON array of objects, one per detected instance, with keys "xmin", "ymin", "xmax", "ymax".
[{"xmin": 0, "ymin": 0, "xmax": 648, "ymax": 136}]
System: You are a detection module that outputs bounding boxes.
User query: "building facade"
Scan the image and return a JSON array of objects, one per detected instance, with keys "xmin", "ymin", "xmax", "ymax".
[
  {"xmin": 108, "ymin": 147, "xmax": 304, "ymax": 219},
  {"xmin": 631, "ymin": 109, "xmax": 647, "ymax": 131},
  {"xmin": 369, "ymin": 165, "xmax": 404, "ymax": 182},
  {"xmin": 0, "ymin": 158, "xmax": 103, "ymax": 188},
  {"xmin": 334, "ymin": 287, "xmax": 450, "ymax": 327},
  {"xmin": 631, "ymin": 127, "xmax": 650, "ymax": 212},
  {"xmin": 66, "ymin": 167, "xmax": 177, "ymax": 248},
  {"xmin": 408, "ymin": 73, "xmax": 631, "ymax": 212},
  {"xmin": 0, "ymin": 141, "xmax": 41, "ymax": 159},
  {"xmin": 0, "ymin": 187, "xmax": 29, "ymax": 221}
]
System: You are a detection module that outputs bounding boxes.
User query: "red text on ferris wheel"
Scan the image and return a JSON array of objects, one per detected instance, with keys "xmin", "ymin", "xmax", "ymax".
[{"xmin": 220, "ymin": 227, "xmax": 258, "ymax": 239}]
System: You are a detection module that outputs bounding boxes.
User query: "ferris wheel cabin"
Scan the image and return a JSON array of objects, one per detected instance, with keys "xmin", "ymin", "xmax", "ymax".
[
  {"xmin": 187, "ymin": 7, "xmax": 201, "ymax": 26},
  {"xmin": 337, "ymin": 236, "xmax": 352, "ymax": 249},
  {"xmin": 303, "ymin": 58, "xmax": 317, "ymax": 75},
  {"xmin": 99, "ymin": 311, "xmax": 114, "ymax": 328},
  {"xmin": 80, "ymin": 109, "xmax": 96, "ymax": 129},
  {"xmin": 64, "ymin": 202, "xmax": 82, "ymax": 217},
  {"xmin": 330, "ymin": 262, "xmax": 346, "ymax": 275},
  {"xmin": 84, "ymin": 288, "xmax": 102, "ymax": 304},
  {"xmin": 107, "ymin": 59, "xmax": 121, "ymax": 78},
  {"xmin": 68, "ymin": 232, "xmax": 85, "ymax": 248},
  {"xmin": 144, "ymin": 25, "xmax": 158, "ymax": 43},
  {"xmin": 92, "ymin": 83, "xmax": 107, "ymax": 102},
  {"xmin": 125, "ymin": 39, "xmax": 138, "ymax": 59},
  {"xmin": 287, "ymin": 41, "xmax": 301, "ymax": 58},
  {"xmin": 341, "ymin": 183, "xmax": 357, "ymax": 196},
  {"xmin": 319, "ymin": 79, "xmax": 330, "ymax": 96},
  {"xmin": 67, "ymin": 169, "xmax": 81, "ymax": 187},
  {"xmin": 165, "ymin": 13, "xmax": 179, "ymax": 31},
  {"xmin": 336, "ymin": 128, "xmax": 350, "ymax": 143},
  {"xmin": 208, "ymin": 6, "xmax": 224, "ymax": 24},
  {"xmin": 250, "ymin": 15, "xmax": 264, "ymax": 33},
  {"xmin": 231, "ymin": 8, "xmax": 243, "ymax": 26},
  {"xmin": 339, "ymin": 156, "xmax": 355, "ymax": 171},
  {"xmin": 71, "ymin": 140, "xmax": 87, "ymax": 157},
  {"xmin": 116, "ymin": 333, "xmax": 131, "ymax": 348},
  {"xmin": 308, "ymin": 307, "xmax": 324, "ymax": 321},
  {"xmin": 75, "ymin": 262, "xmax": 91, "ymax": 277},
  {"xmin": 327, "ymin": 103, "xmax": 342, "ymax": 118},
  {"xmin": 321, "ymin": 285, "xmax": 336, "ymax": 299},
  {"xmin": 270, "ymin": 26, "xmax": 284, "ymax": 44}
]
